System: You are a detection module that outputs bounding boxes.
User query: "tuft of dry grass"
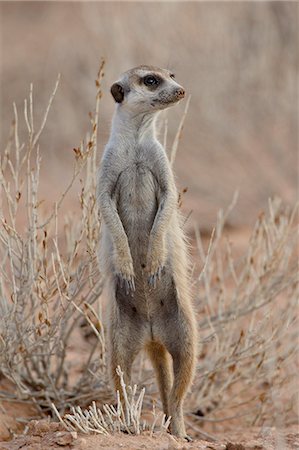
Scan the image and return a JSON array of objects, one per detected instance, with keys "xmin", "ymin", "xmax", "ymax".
[
  {"xmin": 0, "ymin": 62, "xmax": 297, "ymax": 439},
  {"xmin": 52, "ymin": 366, "xmax": 171, "ymax": 436}
]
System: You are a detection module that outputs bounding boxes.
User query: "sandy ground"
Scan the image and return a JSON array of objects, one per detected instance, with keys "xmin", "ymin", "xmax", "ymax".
[{"xmin": 0, "ymin": 418, "xmax": 298, "ymax": 450}]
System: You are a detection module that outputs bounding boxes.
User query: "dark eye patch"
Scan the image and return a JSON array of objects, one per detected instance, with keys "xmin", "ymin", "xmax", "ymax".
[
  {"xmin": 170, "ymin": 73, "xmax": 175, "ymax": 79},
  {"xmin": 143, "ymin": 74, "xmax": 161, "ymax": 87}
]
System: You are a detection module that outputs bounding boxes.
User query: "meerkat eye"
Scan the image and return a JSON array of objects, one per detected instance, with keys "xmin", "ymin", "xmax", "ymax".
[
  {"xmin": 143, "ymin": 75, "xmax": 159, "ymax": 87},
  {"xmin": 170, "ymin": 73, "xmax": 175, "ymax": 79}
]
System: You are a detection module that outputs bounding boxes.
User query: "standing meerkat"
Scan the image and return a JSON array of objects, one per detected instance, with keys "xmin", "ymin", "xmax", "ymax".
[{"xmin": 97, "ymin": 65, "xmax": 197, "ymax": 440}]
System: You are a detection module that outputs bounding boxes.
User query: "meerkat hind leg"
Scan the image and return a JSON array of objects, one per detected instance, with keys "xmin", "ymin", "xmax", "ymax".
[
  {"xmin": 167, "ymin": 327, "xmax": 195, "ymax": 441},
  {"xmin": 109, "ymin": 337, "xmax": 142, "ymax": 434},
  {"xmin": 110, "ymin": 290, "xmax": 144, "ymax": 403},
  {"xmin": 160, "ymin": 298, "xmax": 196, "ymax": 441},
  {"xmin": 110, "ymin": 335, "xmax": 139, "ymax": 399},
  {"xmin": 146, "ymin": 341, "xmax": 173, "ymax": 418},
  {"xmin": 149, "ymin": 270, "xmax": 196, "ymax": 440}
]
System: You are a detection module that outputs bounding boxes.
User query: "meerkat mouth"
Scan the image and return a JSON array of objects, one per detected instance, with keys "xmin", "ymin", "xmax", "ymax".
[{"xmin": 151, "ymin": 97, "xmax": 180, "ymax": 107}]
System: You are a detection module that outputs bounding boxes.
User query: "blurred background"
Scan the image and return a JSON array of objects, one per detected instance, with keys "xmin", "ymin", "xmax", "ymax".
[{"xmin": 0, "ymin": 1, "xmax": 297, "ymax": 231}]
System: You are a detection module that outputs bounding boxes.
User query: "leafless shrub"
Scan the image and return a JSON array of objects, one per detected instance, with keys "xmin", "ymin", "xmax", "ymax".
[
  {"xmin": 0, "ymin": 61, "xmax": 107, "ymax": 414},
  {"xmin": 185, "ymin": 194, "xmax": 298, "ymax": 432}
]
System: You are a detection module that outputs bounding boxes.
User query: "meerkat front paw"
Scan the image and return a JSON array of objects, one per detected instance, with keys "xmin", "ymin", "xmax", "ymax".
[
  {"xmin": 113, "ymin": 251, "xmax": 135, "ymax": 294},
  {"xmin": 148, "ymin": 265, "xmax": 164, "ymax": 289},
  {"xmin": 146, "ymin": 239, "xmax": 166, "ymax": 289}
]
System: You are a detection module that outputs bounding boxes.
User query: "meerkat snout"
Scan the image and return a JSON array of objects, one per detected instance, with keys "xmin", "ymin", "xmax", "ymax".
[{"xmin": 175, "ymin": 87, "xmax": 185, "ymax": 99}]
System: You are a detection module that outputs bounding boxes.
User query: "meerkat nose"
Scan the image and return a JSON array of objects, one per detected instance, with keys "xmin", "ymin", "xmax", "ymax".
[{"xmin": 175, "ymin": 88, "xmax": 185, "ymax": 99}]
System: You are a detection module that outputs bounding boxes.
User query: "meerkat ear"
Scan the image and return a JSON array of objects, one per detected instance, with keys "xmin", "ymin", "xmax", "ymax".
[{"xmin": 110, "ymin": 83, "xmax": 124, "ymax": 103}]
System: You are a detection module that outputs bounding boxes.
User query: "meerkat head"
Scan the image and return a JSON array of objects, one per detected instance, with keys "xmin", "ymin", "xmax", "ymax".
[{"xmin": 110, "ymin": 65, "xmax": 185, "ymax": 114}]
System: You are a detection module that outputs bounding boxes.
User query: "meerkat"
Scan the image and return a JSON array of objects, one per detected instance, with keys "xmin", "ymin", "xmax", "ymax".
[{"xmin": 97, "ymin": 65, "xmax": 197, "ymax": 440}]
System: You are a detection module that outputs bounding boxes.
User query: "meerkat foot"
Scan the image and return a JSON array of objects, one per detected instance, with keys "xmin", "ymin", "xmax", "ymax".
[
  {"xmin": 170, "ymin": 428, "xmax": 192, "ymax": 441},
  {"xmin": 184, "ymin": 434, "xmax": 192, "ymax": 442},
  {"xmin": 171, "ymin": 428, "xmax": 192, "ymax": 442}
]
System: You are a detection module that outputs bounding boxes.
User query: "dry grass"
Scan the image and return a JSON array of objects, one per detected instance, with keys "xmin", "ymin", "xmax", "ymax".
[
  {"xmin": 52, "ymin": 366, "xmax": 171, "ymax": 437},
  {"xmin": 0, "ymin": 62, "xmax": 297, "ymax": 438}
]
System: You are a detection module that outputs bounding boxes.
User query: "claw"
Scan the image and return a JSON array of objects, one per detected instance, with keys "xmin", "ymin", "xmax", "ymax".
[
  {"xmin": 148, "ymin": 273, "xmax": 157, "ymax": 289},
  {"xmin": 158, "ymin": 266, "xmax": 162, "ymax": 280},
  {"xmin": 130, "ymin": 278, "xmax": 136, "ymax": 292},
  {"xmin": 128, "ymin": 281, "xmax": 132, "ymax": 293},
  {"xmin": 148, "ymin": 275, "xmax": 152, "ymax": 288},
  {"xmin": 116, "ymin": 274, "xmax": 124, "ymax": 288}
]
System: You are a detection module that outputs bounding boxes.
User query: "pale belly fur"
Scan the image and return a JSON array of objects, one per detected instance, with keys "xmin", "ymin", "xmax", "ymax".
[
  {"xmin": 114, "ymin": 161, "xmax": 177, "ymax": 321},
  {"xmin": 115, "ymin": 161, "xmax": 158, "ymax": 267}
]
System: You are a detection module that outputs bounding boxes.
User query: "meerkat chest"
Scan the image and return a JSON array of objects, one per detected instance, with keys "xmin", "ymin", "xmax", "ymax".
[
  {"xmin": 116, "ymin": 160, "xmax": 158, "ymax": 207},
  {"xmin": 114, "ymin": 159, "xmax": 159, "ymax": 232}
]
